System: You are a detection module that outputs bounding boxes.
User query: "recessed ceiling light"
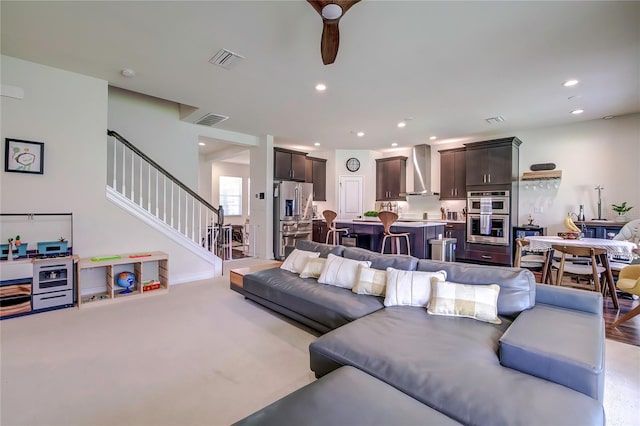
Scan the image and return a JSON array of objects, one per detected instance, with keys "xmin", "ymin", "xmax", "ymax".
[
  {"xmin": 357, "ymin": 131, "xmax": 365, "ymax": 137},
  {"xmin": 563, "ymin": 79, "xmax": 579, "ymax": 87},
  {"xmin": 121, "ymin": 68, "xmax": 136, "ymax": 78},
  {"xmin": 198, "ymin": 142, "xmax": 205, "ymax": 146},
  {"xmin": 397, "ymin": 121, "xmax": 406, "ymax": 128},
  {"xmin": 567, "ymin": 95, "xmax": 582, "ymax": 100},
  {"xmin": 315, "ymin": 83, "xmax": 327, "ymax": 91},
  {"xmin": 314, "ymin": 142, "xmax": 321, "ymax": 146},
  {"xmin": 429, "ymin": 136, "xmax": 437, "ymax": 140},
  {"xmin": 602, "ymin": 115, "xmax": 614, "ymax": 120},
  {"xmin": 571, "ymin": 109, "xmax": 584, "ymax": 115},
  {"xmin": 391, "ymin": 142, "xmax": 398, "ymax": 147}
]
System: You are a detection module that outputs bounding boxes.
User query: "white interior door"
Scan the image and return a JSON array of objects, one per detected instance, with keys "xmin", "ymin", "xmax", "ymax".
[{"xmin": 339, "ymin": 175, "xmax": 363, "ymax": 219}]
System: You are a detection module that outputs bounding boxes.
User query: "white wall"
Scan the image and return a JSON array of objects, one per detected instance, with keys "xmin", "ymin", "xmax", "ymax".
[
  {"xmin": 1, "ymin": 56, "xmax": 109, "ymax": 255},
  {"xmin": 515, "ymin": 114, "xmax": 640, "ymax": 233},
  {"xmin": 108, "ymin": 87, "xmax": 200, "ymax": 188},
  {"xmin": 2, "ymin": 57, "xmax": 220, "ymax": 283},
  {"xmin": 431, "ymin": 114, "xmax": 640, "ymax": 233},
  {"xmin": 250, "ymin": 135, "xmax": 274, "ymax": 259}
]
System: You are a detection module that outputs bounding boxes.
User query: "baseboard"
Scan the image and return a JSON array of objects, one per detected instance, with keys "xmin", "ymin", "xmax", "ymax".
[{"xmin": 171, "ymin": 270, "xmax": 216, "ymax": 285}]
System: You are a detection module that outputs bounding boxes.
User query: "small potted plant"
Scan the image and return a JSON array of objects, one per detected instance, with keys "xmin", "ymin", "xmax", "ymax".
[
  {"xmin": 363, "ymin": 211, "xmax": 379, "ymax": 221},
  {"xmin": 611, "ymin": 201, "xmax": 633, "ymax": 222}
]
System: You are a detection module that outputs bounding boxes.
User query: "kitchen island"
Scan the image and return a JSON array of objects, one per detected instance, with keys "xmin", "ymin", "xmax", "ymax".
[{"xmin": 334, "ymin": 219, "xmax": 446, "ymax": 259}]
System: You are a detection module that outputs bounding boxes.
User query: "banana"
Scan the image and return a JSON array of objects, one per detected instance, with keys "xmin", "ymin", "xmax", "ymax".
[{"xmin": 564, "ymin": 214, "xmax": 581, "ymax": 232}]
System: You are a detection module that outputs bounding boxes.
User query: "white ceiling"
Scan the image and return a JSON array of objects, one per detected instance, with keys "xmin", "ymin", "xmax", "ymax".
[{"xmin": 2, "ymin": 1, "xmax": 639, "ymax": 155}]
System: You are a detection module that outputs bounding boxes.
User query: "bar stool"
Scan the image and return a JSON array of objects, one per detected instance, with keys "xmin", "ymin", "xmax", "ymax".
[
  {"xmin": 378, "ymin": 211, "xmax": 411, "ymax": 255},
  {"xmin": 323, "ymin": 210, "xmax": 349, "ymax": 245}
]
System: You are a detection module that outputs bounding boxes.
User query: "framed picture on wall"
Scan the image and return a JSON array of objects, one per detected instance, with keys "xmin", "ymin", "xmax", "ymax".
[{"xmin": 4, "ymin": 138, "xmax": 44, "ymax": 174}]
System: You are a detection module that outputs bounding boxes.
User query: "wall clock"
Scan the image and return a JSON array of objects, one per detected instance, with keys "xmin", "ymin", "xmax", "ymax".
[{"xmin": 346, "ymin": 157, "xmax": 360, "ymax": 172}]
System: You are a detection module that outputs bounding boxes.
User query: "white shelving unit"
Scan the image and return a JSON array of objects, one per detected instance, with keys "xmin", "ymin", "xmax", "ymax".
[{"xmin": 76, "ymin": 251, "xmax": 168, "ymax": 308}]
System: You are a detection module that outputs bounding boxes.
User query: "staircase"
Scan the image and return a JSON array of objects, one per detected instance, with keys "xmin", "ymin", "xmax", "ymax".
[{"xmin": 106, "ymin": 130, "xmax": 223, "ymax": 274}]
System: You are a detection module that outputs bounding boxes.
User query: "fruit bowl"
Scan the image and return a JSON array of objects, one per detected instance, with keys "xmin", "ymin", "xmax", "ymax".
[{"xmin": 558, "ymin": 231, "xmax": 582, "ymax": 240}]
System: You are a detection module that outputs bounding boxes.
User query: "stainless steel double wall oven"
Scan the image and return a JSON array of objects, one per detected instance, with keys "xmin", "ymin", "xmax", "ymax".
[{"xmin": 467, "ymin": 190, "xmax": 510, "ymax": 245}]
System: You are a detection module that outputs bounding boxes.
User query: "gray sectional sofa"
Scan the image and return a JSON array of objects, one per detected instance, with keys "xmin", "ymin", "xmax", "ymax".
[{"xmin": 236, "ymin": 240, "xmax": 605, "ymax": 425}]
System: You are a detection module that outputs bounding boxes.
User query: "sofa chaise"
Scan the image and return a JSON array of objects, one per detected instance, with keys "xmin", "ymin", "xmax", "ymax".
[{"xmin": 235, "ymin": 240, "xmax": 605, "ymax": 425}]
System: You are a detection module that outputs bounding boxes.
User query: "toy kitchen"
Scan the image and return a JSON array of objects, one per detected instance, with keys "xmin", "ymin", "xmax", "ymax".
[{"xmin": 0, "ymin": 213, "xmax": 75, "ymax": 319}]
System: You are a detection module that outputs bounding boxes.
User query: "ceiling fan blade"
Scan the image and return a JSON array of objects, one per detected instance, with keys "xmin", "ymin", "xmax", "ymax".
[
  {"xmin": 321, "ymin": 20, "xmax": 340, "ymax": 65},
  {"xmin": 308, "ymin": 0, "xmax": 361, "ymax": 65},
  {"xmin": 336, "ymin": 0, "xmax": 360, "ymax": 15},
  {"xmin": 307, "ymin": 0, "xmax": 326, "ymax": 16}
]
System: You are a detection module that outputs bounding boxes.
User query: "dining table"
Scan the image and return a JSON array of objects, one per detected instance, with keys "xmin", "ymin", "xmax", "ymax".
[{"xmin": 524, "ymin": 235, "xmax": 638, "ymax": 310}]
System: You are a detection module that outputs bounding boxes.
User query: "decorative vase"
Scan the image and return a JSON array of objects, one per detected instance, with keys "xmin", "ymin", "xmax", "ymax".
[{"xmin": 615, "ymin": 214, "xmax": 628, "ymax": 223}]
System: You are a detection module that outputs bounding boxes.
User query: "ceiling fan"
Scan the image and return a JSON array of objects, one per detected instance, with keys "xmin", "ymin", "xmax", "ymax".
[{"xmin": 307, "ymin": 0, "xmax": 361, "ymax": 65}]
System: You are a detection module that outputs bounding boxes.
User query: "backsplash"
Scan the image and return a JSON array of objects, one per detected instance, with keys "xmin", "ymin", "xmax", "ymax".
[{"xmin": 371, "ymin": 197, "xmax": 467, "ymax": 221}]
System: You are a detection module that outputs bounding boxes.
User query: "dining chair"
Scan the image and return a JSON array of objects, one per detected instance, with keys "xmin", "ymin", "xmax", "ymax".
[
  {"xmin": 514, "ymin": 238, "xmax": 546, "ymax": 270},
  {"xmin": 551, "ymin": 244, "xmax": 607, "ymax": 293},
  {"xmin": 611, "ymin": 265, "xmax": 640, "ymax": 327},
  {"xmin": 323, "ymin": 210, "xmax": 349, "ymax": 245},
  {"xmin": 378, "ymin": 211, "xmax": 411, "ymax": 255}
]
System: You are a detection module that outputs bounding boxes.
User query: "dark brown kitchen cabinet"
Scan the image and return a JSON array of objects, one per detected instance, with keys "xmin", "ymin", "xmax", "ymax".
[
  {"xmin": 444, "ymin": 222, "xmax": 467, "ymax": 260},
  {"xmin": 305, "ymin": 156, "xmax": 327, "ymax": 201},
  {"xmin": 465, "ymin": 137, "xmax": 521, "ymax": 186},
  {"xmin": 376, "ymin": 156, "xmax": 407, "ymax": 201},
  {"xmin": 274, "ymin": 147, "xmax": 307, "ymax": 181},
  {"xmin": 312, "ymin": 220, "xmax": 328, "ymax": 243},
  {"xmin": 439, "ymin": 148, "xmax": 466, "ymax": 199}
]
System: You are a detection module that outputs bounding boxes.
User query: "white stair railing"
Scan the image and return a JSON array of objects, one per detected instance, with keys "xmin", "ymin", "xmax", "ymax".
[{"xmin": 107, "ymin": 130, "xmax": 224, "ymax": 257}]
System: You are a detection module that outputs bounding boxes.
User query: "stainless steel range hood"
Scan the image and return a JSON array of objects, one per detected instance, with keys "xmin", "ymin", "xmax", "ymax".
[{"xmin": 400, "ymin": 144, "xmax": 439, "ymax": 196}]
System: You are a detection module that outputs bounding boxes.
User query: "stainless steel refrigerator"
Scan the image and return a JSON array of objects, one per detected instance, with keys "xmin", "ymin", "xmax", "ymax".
[{"xmin": 273, "ymin": 181, "xmax": 313, "ymax": 259}]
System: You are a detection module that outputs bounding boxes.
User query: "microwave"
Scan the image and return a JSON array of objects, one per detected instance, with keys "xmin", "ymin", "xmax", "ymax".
[{"xmin": 467, "ymin": 190, "xmax": 510, "ymax": 215}]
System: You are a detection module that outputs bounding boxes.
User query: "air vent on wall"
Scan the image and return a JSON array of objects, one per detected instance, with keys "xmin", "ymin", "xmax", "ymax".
[
  {"xmin": 209, "ymin": 49, "xmax": 245, "ymax": 70},
  {"xmin": 195, "ymin": 113, "xmax": 229, "ymax": 127}
]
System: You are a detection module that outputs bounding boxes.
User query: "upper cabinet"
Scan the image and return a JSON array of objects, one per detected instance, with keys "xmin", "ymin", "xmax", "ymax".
[
  {"xmin": 376, "ymin": 156, "xmax": 407, "ymax": 201},
  {"xmin": 464, "ymin": 137, "xmax": 521, "ymax": 186},
  {"xmin": 274, "ymin": 148, "xmax": 307, "ymax": 181},
  {"xmin": 305, "ymin": 156, "xmax": 327, "ymax": 201},
  {"xmin": 439, "ymin": 148, "xmax": 466, "ymax": 199}
]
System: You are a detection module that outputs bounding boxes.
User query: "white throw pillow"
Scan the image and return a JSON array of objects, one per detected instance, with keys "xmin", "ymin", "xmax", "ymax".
[
  {"xmin": 317, "ymin": 254, "xmax": 371, "ymax": 289},
  {"xmin": 299, "ymin": 257, "xmax": 327, "ymax": 279},
  {"xmin": 427, "ymin": 280, "xmax": 502, "ymax": 324},
  {"xmin": 352, "ymin": 265, "xmax": 387, "ymax": 296},
  {"xmin": 280, "ymin": 249, "xmax": 320, "ymax": 274},
  {"xmin": 384, "ymin": 268, "xmax": 447, "ymax": 307}
]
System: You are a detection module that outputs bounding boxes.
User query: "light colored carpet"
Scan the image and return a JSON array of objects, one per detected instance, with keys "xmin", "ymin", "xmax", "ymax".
[{"xmin": 1, "ymin": 258, "xmax": 638, "ymax": 426}]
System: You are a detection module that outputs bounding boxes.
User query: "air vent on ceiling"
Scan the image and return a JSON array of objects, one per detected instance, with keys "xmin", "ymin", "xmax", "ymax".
[
  {"xmin": 209, "ymin": 49, "xmax": 245, "ymax": 70},
  {"xmin": 195, "ymin": 113, "xmax": 229, "ymax": 127},
  {"xmin": 485, "ymin": 115, "xmax": 505, "ymax": 124}
]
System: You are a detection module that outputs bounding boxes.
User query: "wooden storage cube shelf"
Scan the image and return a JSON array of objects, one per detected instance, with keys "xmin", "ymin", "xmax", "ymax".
[{"xmin": 77, "ymin": 251, "xmax": 168, "ymax": 308}]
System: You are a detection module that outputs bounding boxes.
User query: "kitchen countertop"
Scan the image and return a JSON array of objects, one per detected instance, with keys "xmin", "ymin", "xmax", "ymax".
[
  {"xmin": 575, "ymin": 220, "xmax": 629, "ymax": 226},
  {"xmin": 338, "ymin": 219, "xmax": 447, "ymax": 228}
]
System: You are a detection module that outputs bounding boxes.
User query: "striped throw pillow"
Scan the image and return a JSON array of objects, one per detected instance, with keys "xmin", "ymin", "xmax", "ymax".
[
  {"xmin": 352, "ymin": 265, "xmax": 387, "ymax": 296},
  {"xmin": 299, "ymin": 257, "xmax": 327, "ymax": 279},
  {"xmin": 318, "ymin": 254, "xmax": 371, "ymax": 289},
  {"xmin": 428, "ymin": 280, "xmax": 501, "ymax": 324},
  {"xmin": 383, "ymin": 268, "xmax": 447, "ymax": 307}
]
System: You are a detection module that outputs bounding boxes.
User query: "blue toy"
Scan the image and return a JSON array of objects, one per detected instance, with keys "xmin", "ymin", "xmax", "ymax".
[{"xmin": 116, "ymin": 271, "xmax": 135, "ymax": 294}]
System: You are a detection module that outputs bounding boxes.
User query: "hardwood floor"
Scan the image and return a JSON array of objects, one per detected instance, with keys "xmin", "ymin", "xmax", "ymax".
[
  {"xmin": 544, "ymin": 272, "xmax": 640, "ymax": 346},
  {"xmin": 604, "ymin": 294, "xmax": 640, "ymax": 346}
]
